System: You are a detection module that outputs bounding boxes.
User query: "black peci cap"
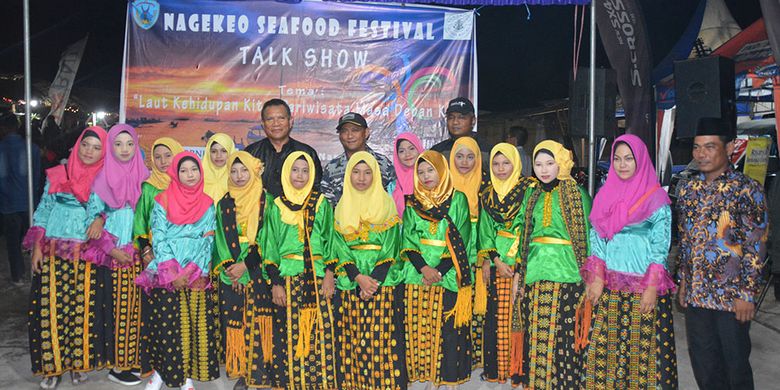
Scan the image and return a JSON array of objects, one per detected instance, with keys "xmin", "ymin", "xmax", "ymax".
[{"xmin": 695, "ymin": 117, "xmax": 735, "ymax": 141}]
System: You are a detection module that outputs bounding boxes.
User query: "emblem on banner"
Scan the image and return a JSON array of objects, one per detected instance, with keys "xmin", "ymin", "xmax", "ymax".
[
  {"xmin": 132, "ymin": 0, "xmax": 160, "ymax": 30},
  {"xmin": 444, "ymin": 12, "xmax": 473, "ymax": 41}
]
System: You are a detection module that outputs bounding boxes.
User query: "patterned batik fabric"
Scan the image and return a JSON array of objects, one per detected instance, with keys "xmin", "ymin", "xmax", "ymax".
[
  {"xmin": 139, "ymin": 288, "xmax": 219, "ymax": 388},
  {"xmin": 676, "ymin": 169, "xmax": 767, "ymax": 311},
  {"xmin": 334, "ymin": 285, "xmax": 408, "ymax": 390},
  {"xmin": 584, "ymin": 289, "xmax": 678, "ymax": 390},
  {"xmin": 218, "ymin": 280, "xmax": 272, "ymax": 387},
  {"xmin": 518, "ymin": 280, "xmax": 583, "ymax": 390},
  {"xmin": 265, "ymin": 274, "xmax": 338, "ymax": 389},
  {"xmin": 111, "ymin": 262, "xmax": 143, "ymax": 371},
  {"xmin": 405, "ymin": 284, "xmax": 472, "ymax": 387},
  {"xmin": 481, "ymin": 268, "xmax": 513, "ymax": 383},
  {"xmin": 470, "ymin": 264, "xmax": 485, "ymax": 370},
  {"xmin": 28, "ymin": 253, "xmax": 112, "ymax": 376}
]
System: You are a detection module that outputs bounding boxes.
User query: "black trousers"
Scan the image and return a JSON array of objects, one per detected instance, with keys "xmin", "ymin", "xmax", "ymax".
[
  {"xmin": 1, "ymin": 212, "xmax": 28, "ymax": 282},
  {"xmin": 686, "ymin": 306, "xmax": 754, "ymax": 390}
]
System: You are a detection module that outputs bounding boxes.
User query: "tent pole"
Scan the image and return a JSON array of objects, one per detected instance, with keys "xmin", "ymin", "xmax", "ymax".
[
  {"xmin": 24, "ymin": 0, "xmax": 34, "ymax": 225},
  {"xmin": 588, "ymin": 2, "xmax": 596, "ymax": 196}
]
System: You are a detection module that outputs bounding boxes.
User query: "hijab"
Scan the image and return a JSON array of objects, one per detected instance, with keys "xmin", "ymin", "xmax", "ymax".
[
  {"xmin": 489, "ymin": 143, "xmax": 523, "ymax": 202},
  {"xmin": 276, "ymin": 151, "xmax": 316, "ymax": 227},
  {"xmin": 155, "ymin": 151, "xmax": 213, "ymax": 225},
  {"xmin": 46, "ymin": 126, "xmax": 108, "ymax": 202},
  {"xmin": 146, "ymin": 137, "xmax": 184, "ymax": 190},
  {"xmin": 91, "ymin": 124, "xmax": 150, "ymax": 209},
  {"xmin": 392, "ymin": 132, "xmax": 424, "ymax": 216},
  {"xmin": 590, "ymin": 134, "xmax": 671, "ymax": 239},
  {"xmin": 226, "ymin": 151, "xmax": 265, "ymax": 245},
  {"xmin": 449, "ymin": 137, "xmax": 482, "ymax": 217},
  {"xmin": 335, "ymin": 151, "xmax": 399, "ymax": 235},
  {"xmin": 413, "ymin": 150, "xmax": 454, "ymax": 210},
  {"xmin": 202, "ymin": 133, "xmax": 236, "ymax": 202},
  {"xmin": 533, "ymin": 140, "xmax": 575, "ymax": 181}
]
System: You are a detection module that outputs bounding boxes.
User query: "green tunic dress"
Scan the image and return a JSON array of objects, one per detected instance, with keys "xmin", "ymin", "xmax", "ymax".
[
  {"xmin": 262, "ymin": 195, "xmax": 338, "ymax": 390},
  {"xmin": 517, "ymin": 183, "xmax": 592, "ymax": 389},
  {"xmin": 332, "ymin": 223, "xmax": 407, "ymax": 390},
  {"xmin": 132, "ymin": 182, "xmax": 162, "ymax": 252},
  {"xmin": 400, "ymin": 191, "xmax": 473, "ymax": 386},
  {"xmin": 212, "ymin": 192, "xmax": 275, "ymax": 386},
  {"xmin": 476, "ymin": 189, "xmax": 532, "ymax": 383}
]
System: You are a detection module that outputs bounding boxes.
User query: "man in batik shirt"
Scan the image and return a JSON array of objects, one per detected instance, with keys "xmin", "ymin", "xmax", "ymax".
[
  {"xmin": 676, "ymin": 117, "xmax": 768, "ymax": 390},
  {"xmin": 321, "ymin": 112, "xmax": 395, "ymax": 205}
]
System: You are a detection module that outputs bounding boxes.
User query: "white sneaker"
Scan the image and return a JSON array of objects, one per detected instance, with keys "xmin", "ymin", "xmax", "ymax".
[
  {"xmin": 181, "ymin": 378, "xmax": 195, "ymax": 390},
  {"xmin": 144, "ymin": 372, "xmax": 163, "ymax": 390}
]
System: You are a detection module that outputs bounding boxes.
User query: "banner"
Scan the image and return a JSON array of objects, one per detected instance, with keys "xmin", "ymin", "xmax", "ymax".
[
  {"xmin": 48, "ymin": 37, "xmax": 88, "ymax": 126},
  {"xmin": 121, "ymin": 0, "xmax": 476, "ymax": 161},
  {"xmin": 595, "ymin": 0, "xmax": 653, "ymax": 151},
  {"xmin": 743, "ymin": 136, "xmax": 772, "ymax": 185}
]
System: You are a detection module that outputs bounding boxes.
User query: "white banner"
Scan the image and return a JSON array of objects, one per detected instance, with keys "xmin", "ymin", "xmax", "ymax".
[{"xmin": 47, "ymin": 36, "xmax": 88, "ymax": 125}]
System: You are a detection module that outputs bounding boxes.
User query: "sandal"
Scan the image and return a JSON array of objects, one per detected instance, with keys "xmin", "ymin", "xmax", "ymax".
[{"xmin": 39, "ymin": 375, "xmax": 60, "ymax": 389}]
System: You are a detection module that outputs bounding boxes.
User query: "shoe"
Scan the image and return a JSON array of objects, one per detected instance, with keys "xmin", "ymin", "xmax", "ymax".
[
  {"xmin": 108, "ymin": 369, "xmax": 142, "ymax": 386},
  {"xmin": 144, "ymin": 371, "xmax": 163, "ymax": 390},
  {"xmin": 39, "ymin": 376, "xmax": 60, "ymax": 389},
  {"xmin": 233, "ymin": 377, "xmax": 248, "ymax": 390},
  {"xmin": 69, "ymin": 372, "xmax": 88, "ymax": 385},
  {"xmin": 181, "ymin": 378, "xmax": 195, "ymax": 390},
  {"xmin": 11, "ymin": 279, "xmax": 25, "ymax": 287}
]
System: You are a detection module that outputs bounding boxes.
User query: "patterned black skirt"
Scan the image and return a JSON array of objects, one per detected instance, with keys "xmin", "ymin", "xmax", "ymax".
[
  {"xmin": 139, "ymin": 287, "xmax": 220, "ymax": 387},
  {"xmin": 583, "ymin": 288, "xmax": 678, "ymax": 389},
  {"xmin": 334, "ymin": 285, "xmax": 408, "ymax": 390},
  {"xmin": 29, "ymin": 255, "xmax": 112, "ymax": 376},
  {"xmin": 405, "ymin": 284, "xmax": 472, "ymax": 386},
  {"xmin": 482, "ymin": 268, "xmax": 513, "ymax": 383}
]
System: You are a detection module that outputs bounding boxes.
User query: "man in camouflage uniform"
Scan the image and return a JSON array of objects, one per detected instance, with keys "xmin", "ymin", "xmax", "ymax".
[{"xmin": 322, "ymin": 112, "xmax": 396, "ymax": 205}]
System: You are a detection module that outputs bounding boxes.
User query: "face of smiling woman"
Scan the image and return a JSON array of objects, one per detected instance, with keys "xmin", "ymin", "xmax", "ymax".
[
  {"xmin": 533, "ymin": 152, "xmax": 559, "ymax": 184},
  {"xmin": 417, "ymin": 160, "xmax": 440, "ymax": 190}
]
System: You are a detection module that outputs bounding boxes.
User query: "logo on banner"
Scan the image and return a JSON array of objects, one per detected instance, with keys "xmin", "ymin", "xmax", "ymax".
[
  {"xmin": 444, "ymin": 12, "xmax": 473, "ymax": 41},
  {"xmin": 132, "ymin": 0, "xmax": 160, "ymax": 30}
]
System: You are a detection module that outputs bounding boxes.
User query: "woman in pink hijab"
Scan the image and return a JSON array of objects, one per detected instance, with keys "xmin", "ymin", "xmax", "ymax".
[
  {"xmin": 83, "ymin": 123, "xmax": 150, "ymax": 385},
  {"xmin": 390, "ymin": 132, "xmax": 424, "ymax": 216},
  {"xmin": 582, "ymin": 134, "xmax": 677, "ymax": 388}
]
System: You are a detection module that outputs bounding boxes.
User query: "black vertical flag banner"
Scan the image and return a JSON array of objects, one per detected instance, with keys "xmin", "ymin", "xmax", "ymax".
[{"xmin": 595, "ymin": 0, "xmax": 654, "ymax": 151}]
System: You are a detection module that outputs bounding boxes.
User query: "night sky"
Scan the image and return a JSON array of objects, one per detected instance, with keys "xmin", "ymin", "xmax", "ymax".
[{"xmin": 0, "ymin": 0, "xmax": 764, "ymax": 112}]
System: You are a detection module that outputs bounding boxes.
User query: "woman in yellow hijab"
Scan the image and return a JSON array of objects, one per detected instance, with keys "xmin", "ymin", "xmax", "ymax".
[
  {"xmin": 133, "ymin": 137, "xmax": 184, "ymax": 265},
  {"xmin": 400, "ymin": 150, "xmax": 473, "ymax": 387},
  {"xmin": 262, "ymin": 151, "xmax": 338, "ymax": 389},
  {"xmin": 212, "ymin": 151, "xmax": 275, "ymax": 388},
  {"xmin": 203, "ymin": 133, "xmax": 236, "ymax": 202},
  {"xmin": 476, "ymin": 142, "xmax": 536, "ymax": 385},
  {"xmin": 448, "ymin": 136, "xmax": 488, "ymax": 370},
  {"xmin": 331, "ymin": 151, "xmax": 406, "ymax": 390},
  {"xmin": 511, "ymin": 140, "xmax": 592, "ymax": 389}
]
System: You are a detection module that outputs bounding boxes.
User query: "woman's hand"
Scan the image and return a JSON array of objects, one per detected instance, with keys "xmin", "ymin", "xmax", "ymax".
[
  {"xmin": 639, "ymin": 285, "xmax": 657, "ymax": 314},
  {"xmin": 495, "ymin": 259, "xmax": 513, "ymax": 279},
  {"xmin": 110, "ymin": 248, "xmax": 132, "ymax": 265},
  {"xmin": 31, "ymin": 244, "xmax": 44, "ymax": 274},
  {"xmin": 86, "ymin": 217, "xmax": 104, "ymax": 240},
  {"xmin": 511, "ymin": 272, "xmax": 523, "ymax": 307},
  {"xmin": 586, "ymin": 278, "xmax": 604, "ymax": 306},
  {"xmin": 421, "ymin": 266, "xmax": 441, "ymax": 286},
  {"xmin": 226, "ymin": 262, "xmax": 248, "ymax": 283},
  {"xmin": 481, "ymin": 261, "xmax": 491, "ymax": 286},
  {"xmin": 356, "ymin": 274, "xmax": 379, "ymax": 299},
  {"xmin": 272, "ymin": 285, "xmax": 286, "ymax": 307},
  {"xmin": 321, "ymin": 269, "xmax": 335, "ymax": 300},
  {"xmin": 172, "ymin": 274, "xmax": 188, "ymax": 290},
  {"xmin": 141, "ymin": 246, "xmax": 154, "ymax": 266}
]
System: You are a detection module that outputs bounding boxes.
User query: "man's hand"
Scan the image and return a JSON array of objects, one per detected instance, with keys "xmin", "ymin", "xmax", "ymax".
[
  {"xmin": 734, "ymin": 298, "xmax": 755, "ymax": 323},
  {"xmin": 678, "ymin": 279, "xmax": 688, "ymax": 308}
]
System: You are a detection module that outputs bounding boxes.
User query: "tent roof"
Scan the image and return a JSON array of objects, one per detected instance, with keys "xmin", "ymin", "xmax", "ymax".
[{"xmin": 330, "ymin": 0, "xmax": 588, "ymax": 5}]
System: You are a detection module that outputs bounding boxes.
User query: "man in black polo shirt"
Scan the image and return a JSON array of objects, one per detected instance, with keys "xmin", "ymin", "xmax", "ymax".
[
  {"xmin": 244, "ymin": 98, "xmax": 323, "ymax": 197},
  {"xmin": 430, "ymin": 97, "xmax": 490, "ymax": 163}
]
